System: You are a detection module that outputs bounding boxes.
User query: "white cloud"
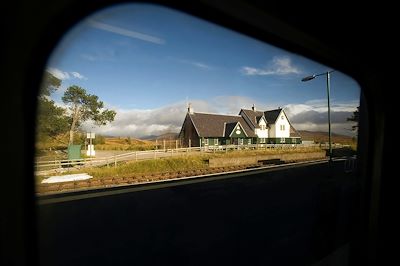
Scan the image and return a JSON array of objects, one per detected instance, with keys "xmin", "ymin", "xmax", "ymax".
[
  {"xmin": 80, "ymin": 97, "xmax": 357, "ymax": 138},
  {"xmin": 71, "ymin": 72, "xmax": 87, "ymax": 80},
  {"xmin": 241, "ymin": 56, "xmax": 301, "ymax": 76},
  {"xmin": 192, "ymin": 62, "xmax": 211, "ymax": 69},
  {"xmin": 47, "ymin": 68, "xmax": 87, "ymax": 81},
  {"xmin": 170, "ymin": 57, "xmax": 213, "ymax": 70},
  {"xmin": 284, "ymin": 101, "xmax": 358, "ymax": 136},
  {"xmin": 82, "ymin": 102, "xmax": 197, "ymax": 138},
  {"xmin": 87, "ymin": 19, "xmax": 165, "ymax": 45},
  {"xmin": 47, "ymin": 67, "xmax": 70, "ymax": 80}
]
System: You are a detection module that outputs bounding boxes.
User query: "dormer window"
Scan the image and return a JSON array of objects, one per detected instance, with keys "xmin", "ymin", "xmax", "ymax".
[{"xmin": 281, "ymin": 115, "xmax": 284, "ymax": 120}]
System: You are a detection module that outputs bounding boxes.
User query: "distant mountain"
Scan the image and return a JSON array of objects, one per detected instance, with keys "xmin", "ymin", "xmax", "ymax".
[
  {"xmin": 298, "ymin": 130, "xmax": 355, "ymax": 144},
  {"xmin": 140, "ymin": 135, "xmax": 158, "ymax": 140},
  {"xmin": 142, "ymin": 130, "xmax": 354, "ymax": 143},
  {"xmin": 155, "ymin": 132, "xmax": 179, "ymax": 140},
  {"xmin": 141, "ymin": 132, "xmax": 179, "ymax": 141}
]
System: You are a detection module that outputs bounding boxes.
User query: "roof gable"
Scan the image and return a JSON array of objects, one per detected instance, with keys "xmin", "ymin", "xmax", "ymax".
[
  {"xmin": 240, "ymin": 109, "xmax": 265, "ymax": 128},
  {"xmin": 290, "ymin": 125, "xmax": 301, "ymax": 137},
  {"xmin": 189, "ymin": 112, "xmax": 256, "ymax": 138},
  {"xmin": 264, "ymin": 108, "xmax": 283, "ymax": 124},
  {"xmin": 226, "ymin": 122, "xmax": 248, "ymax": 137}
]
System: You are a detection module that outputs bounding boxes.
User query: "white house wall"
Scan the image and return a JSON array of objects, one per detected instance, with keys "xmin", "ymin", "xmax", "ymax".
[
  {"xmin": 255, "ymin": 119, "xmax": 268, "ymax": 138},
  {"xmin": 269, "ymin": 124, "xmax": 276, "ymax": 138},
  {"xmin": 274, "ymin": 110, "xmax": 290, "ymax": 138}
]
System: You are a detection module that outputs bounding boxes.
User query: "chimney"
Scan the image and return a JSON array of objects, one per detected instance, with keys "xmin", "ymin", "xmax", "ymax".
[
  {"xmin": 188, "ymin": 103, "xmax": 194, "ymax": 114},
  {"xmin": 252, "ymin": 104, "xmax": 256, "ymax": 112}
]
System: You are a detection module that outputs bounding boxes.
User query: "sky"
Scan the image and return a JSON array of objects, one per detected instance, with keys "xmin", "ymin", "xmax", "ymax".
[{"xmin": 45, "ymin": 3, "xmax": 360, "ymax": 138}]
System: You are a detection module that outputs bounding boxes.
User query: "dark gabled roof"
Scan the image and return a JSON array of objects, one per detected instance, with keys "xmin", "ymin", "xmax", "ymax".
[
  {"xmin": 225, "ymin": 122, "xmax": 248, "ymax": 137},
  {"xmin": 264, "ymin": 108, "xmax": 282, "ymax": 124},
  {"xmin": 189, "ymin": 112, "xmax": 256, "ymax": 138},
  {"xmin": 290, "ymin": 125, "xmax": 302, "ymax": 138},
  {"xmin": 224, "ymin": 122, "xmax": 238, "ymax": 137},
  {"xmin": 240, "ymin": 109, "xmax": 265, "ymax": 128}
]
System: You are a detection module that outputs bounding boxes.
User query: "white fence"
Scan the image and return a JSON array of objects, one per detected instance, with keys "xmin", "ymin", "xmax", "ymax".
[{"xmin": 35, "ymin": 143, "xmax": 347, "ymax": 174}]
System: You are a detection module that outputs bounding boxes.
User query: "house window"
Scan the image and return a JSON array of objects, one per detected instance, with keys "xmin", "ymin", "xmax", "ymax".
[
  {"xmin": 248, "ymin": 139, "xmax": 251, "ymax": 145},
  {"xmin": 260, "ymin": 125, "xmax": 265, "ymax": 130},
  {"xmin": 280, "ymin": 125, "xmax": 285, "ymax": 131},
  {"xmin": 280, "ymin": 138, "xmax": 285, "ymax": 143},
  {"xmin": 204, "ymin": 138, "xmax": 209, "ymax": 145},
  {"xmin": 260, "ymin": 138, "xmax": 266, "ymax": 143},
  {"xmin": 214, "ymin": 138, "xmax": 218, "ymax": 145},
  {"xmin": 239, "ymin": 138, "xmax": 243, "ymax": 145},
  {"xmin": 281, "ymin": 115, "xmax": 284, "ymax": 120},
  {"xmin": 292, "ymin": 138, "xmax": 297, "ymax": 144}
]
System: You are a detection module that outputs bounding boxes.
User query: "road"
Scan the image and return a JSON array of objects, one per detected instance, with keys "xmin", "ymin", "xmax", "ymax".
[{"xmin": 37, "ymin": 160, "xmax": 359, "ymax": 266}]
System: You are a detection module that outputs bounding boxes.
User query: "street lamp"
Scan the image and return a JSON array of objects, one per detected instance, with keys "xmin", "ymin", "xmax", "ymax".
[{"xmin": 301, "ymin": 70, "xmax": 335, "ymax": 162}]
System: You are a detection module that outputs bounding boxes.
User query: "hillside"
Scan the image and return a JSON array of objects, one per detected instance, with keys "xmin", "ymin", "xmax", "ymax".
[
  {"xmin": 155, "ymin": 132, "xmax": 179, "ymax": 140},
  {"xmin": 95, "ymin": 137, "xmax": 155, "ymax": 151},
  {"xmin": 298, "ymin": 130, "xmax": 356, "ymax": 144}
]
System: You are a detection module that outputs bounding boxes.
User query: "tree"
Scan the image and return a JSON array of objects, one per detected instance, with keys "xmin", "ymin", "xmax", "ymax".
[
  {"xmin": 40, "ymin": 71, "xmax": 61, "ymax": 96},
  {"xmin": 62, "ymin": 85, "xmax": 116, "ymax": 145},
  {"xmin": 36, "ymin": 71, "xmax": 69, "ymax": 141},
  {"xmin": 347, "ymin": 106, "xmax": 359, "ymax": 132}
]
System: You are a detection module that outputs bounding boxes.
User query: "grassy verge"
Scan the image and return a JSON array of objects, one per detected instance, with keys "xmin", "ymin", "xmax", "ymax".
[
  {"xmin": 36, "ymin": 147, "xmax": 324, "ymax": 183},
  {"xmin": 36, "ymin": 154, "xmax": 212, "ymax": 183},
  {"xmin": 86, "ymin": 155, "xmax": 211, "ymax": 178},
  {"xmin": 210, "ymin": 146, "xmax": 322, "ymax": 158}
]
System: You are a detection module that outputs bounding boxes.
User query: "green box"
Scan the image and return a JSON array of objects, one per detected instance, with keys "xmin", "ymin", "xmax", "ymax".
[{"xmin": 68, "ymin": 144, "xmax": 81, "ymax": 160}]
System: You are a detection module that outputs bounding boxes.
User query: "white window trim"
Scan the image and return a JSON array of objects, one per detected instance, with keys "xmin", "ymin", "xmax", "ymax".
[
  {"xmin": 214, "ymin": 138, "xmax": 218, "ymax": 145},
  {"xmin": 204, "ymin": 138, "xmax": 209, "ymax": 145},
  {"xmin": 280, "ymin": 137, "xmax": 285, "ymax": 143}
]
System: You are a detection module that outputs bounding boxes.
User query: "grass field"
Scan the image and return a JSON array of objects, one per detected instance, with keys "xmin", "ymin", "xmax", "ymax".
[
  {"xmin": 95, "ymin": 137, "xmax": 156, "ymax": 151},
  {"xmin": 35, "ymin": 146, "xmax": 327, "ymax": 183},
  {"xmin": 35, "ymin": 131, "xmax": 357, "ymax": 162}
]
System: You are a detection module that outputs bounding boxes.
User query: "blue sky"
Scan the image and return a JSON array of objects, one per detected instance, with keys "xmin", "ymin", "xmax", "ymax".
[{"xmin": 46, "ymin": 3, "xmax": 360, "ymax": 137}]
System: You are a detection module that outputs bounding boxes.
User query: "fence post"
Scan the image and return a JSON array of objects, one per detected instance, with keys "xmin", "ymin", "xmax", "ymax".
[
  {"xmin": 114, "ymin": 155, "xmax": 117, "ymax": 168},
  {"xmin": 135, "ymin": 151, "xmax": 138, "ymax": 161}
]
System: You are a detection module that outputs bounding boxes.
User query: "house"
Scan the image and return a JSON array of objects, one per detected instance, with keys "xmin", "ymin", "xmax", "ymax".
[{"xmin": 179, "ymin": 104, "xmax": 301, "ymax": 147}]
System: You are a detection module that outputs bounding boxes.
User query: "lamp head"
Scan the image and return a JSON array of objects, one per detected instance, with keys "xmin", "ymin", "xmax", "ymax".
[{"xmin": 301, "ymin": 75, "xmax": 316, "ymax": 82}]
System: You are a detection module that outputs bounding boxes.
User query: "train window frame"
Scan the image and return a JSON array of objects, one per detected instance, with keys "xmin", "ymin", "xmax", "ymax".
[{"xmin": 2, "ymin": 1, "xmax": 388, "ymax": 266}]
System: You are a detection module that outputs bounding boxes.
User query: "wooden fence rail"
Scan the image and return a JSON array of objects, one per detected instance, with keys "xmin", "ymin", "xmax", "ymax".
[{"xmin": 35, "ymin": 143, "xmax": 344, "ymax": 173}]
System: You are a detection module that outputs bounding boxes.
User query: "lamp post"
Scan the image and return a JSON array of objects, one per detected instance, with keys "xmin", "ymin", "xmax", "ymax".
[{"xmin": 302, "ymin": 70, "xmax": 335, "ymax": 162}]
